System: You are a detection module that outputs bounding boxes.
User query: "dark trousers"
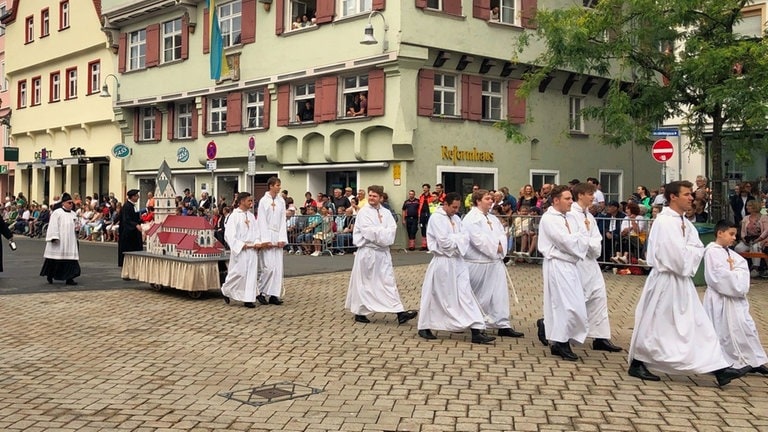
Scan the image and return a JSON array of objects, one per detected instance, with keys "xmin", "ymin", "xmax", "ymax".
[
  {"xmin": 419, "ymin": 214, "xmax": 430, "ymax": 238},
  {"xmin": 405, "ymin": 216, "xmax": 419, "ymax": 239}
]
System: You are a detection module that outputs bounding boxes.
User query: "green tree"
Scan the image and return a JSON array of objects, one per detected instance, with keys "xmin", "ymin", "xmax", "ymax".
[{"xmin": 513, "ymin": 0, "xmax": 768, "ymax": 220}]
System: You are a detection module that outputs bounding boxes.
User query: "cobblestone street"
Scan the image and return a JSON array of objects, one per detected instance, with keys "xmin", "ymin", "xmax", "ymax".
[{"xmin": 2, "ymin": 262, "xmax": 768, "ymax": 431}]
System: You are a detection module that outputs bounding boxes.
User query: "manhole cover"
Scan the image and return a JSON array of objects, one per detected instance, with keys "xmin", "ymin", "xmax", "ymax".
[{"xmin": 218, "ymin": 381, "xmax": 322, "ymax": 407}]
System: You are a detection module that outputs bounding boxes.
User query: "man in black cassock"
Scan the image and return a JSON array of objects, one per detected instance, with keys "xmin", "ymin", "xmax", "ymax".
[{"xmin": 118, "ymin": 189, "xmax": 143, "ymax": 267}]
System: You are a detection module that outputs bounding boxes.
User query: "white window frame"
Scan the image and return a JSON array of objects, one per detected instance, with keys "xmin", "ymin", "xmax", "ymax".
[
  {"xmin": 598, "ymin": 170, "xmax": 623, "ymax": 204},
  {"xmin": 340, "ymin": 0, "xmax": 372, "ymax": 18},
  {"xmin": 427, "ymin": 0, "xmax": 442, "ymax": 11},
  {"xmin": 66, "ymin": 68, "xmax": 77, "ymax": 99},
  {"xmin": 32, "ymin": 77, "xmax": 41, "ymax": 105},
  {"xmin": 51, "ymin": 73, "xmax": 60, "ymax": 102},
  {"xmin": 140, "ymin": 107, "xmax": 156, "ymax": 141},
  {"xmin": 288, "ymin": 0, "xmax": 318, "ymax": 31},
  {"xmin": 128, "ymin": 29, "xmax": 147, "ymax": 71},
  {"xmin": 219, "ymin": 0, "xmax": 242, "ymax": 48},
  {"xmin": 341, "ymin": 74, "xmax": 369, "ymax": 117},
  {"xmin": 495, "ymin": 0, "xmax": 521, "ymax": 25},
  {"xmin": 162, "ymin": 18, "xmax": 183, "ymax": 63},
  {"xmin": 176, "ymin": 102, "xmax": 193, "ymax": 139},
  {"xmin": 41, "ymin": 9, "xmax": 50, "ymax": 37},
  {"xmin": 244, "ymin": 89, "xmax": 265, "ymax": 129},
  {"xmin": 25, "ymin": 16, "xmax": 34, "ymax": 43},
  {"xmin": 0, "ymin": 6, "xmax": 5, "ymax": 36},
  {"xmin": 734, "ymin": 5, "xmax": 765, "ymax": 38},
  {"xmin": 293, "ymin": 82, "xmax": 315, "ymax": 123},
  {"xmin": 433, "ymin": 73, "xmax": 458, "ymax": 116},
  {"xmin": 530, "ymin": 170, "xmax": 559, "ymax": 193},
  {"xmin": 481, "ymin": 79, "xmax": 504, "ymax": 121},
  {"xmin": 89, "ymin": 62, "xmax": 100, "ymax": 95},
  {"xmin": 60, "ymin": 1, "xmax": 70, "ymax": 29},
  {"xmin": 0, "ymin": 62, "xmax": 6, "ymax": 92},
  {"xmin": 569, "ymin": 96, "xmax": 584, "ymax": 132},
  {"xmin": 18, "ymin": 81, "xmax": 27, "ymax": 108},
  {"xmin": 208, "ymin": 96, "xmax": 228, "ymax": 133}
]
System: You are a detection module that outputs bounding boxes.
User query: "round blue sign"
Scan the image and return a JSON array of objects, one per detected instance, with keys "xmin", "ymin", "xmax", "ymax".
[
  {"xmin": 177, "ymin": 147, "xmax": 190, "ymax": 163},
  {"xmin": 111, "ymin": 143, "xmax": 131, "ymax": 159}
]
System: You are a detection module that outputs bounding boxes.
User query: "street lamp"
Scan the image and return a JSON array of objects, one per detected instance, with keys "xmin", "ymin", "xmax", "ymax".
[
  {"xmin": 359, "ymin": 10, "xmax": 389, "ymax": 53},
  {"xmin": 100, "ymin": 74, "xmax": 120, "ymax": 101}
]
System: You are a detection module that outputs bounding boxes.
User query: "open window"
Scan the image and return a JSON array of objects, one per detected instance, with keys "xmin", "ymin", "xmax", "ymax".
[
  {"xmin": 341, "ymin": 75, "xmax": 369, "ymax": 118},
  {"xmin": 293, "ymin": 82, "xmax": 315, "ymax": 123},
  {"xmin": 287, "ymin": 0, "xmax": 317, "ymax": 31},
  {"xmin": 490, "ymin": 0, "xmax": 521, "ymax": 25}
]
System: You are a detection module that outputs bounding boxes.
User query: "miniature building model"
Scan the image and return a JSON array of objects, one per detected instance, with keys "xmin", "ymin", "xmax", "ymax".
[{"xmin": 154, "ymin": 160, "xmax": 177, "ymax": 224}]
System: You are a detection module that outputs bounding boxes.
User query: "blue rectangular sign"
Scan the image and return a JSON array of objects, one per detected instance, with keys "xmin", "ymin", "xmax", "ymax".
[{"xmin": 651, "ymin": 129, "xmax": 679, "ymax": 136}]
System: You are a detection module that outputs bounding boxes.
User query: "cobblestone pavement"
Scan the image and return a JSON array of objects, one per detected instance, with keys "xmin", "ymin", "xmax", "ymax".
[{"xmin": 2, "ymin": 263, "xmax": 768, "ymax": 431}]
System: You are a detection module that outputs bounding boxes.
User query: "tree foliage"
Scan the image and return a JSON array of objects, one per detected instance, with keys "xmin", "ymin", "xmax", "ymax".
[{"xmin": 513, "ymin": 0, "xmax": 768, "ymax": 218}]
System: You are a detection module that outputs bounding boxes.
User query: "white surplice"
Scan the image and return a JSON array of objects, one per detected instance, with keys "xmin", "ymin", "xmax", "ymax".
[
  {"xmin": 256, "ymin": 192, "xmax": 287, "ymax": 298},
  {"xmin": 417, "ymin": 207, "xmax": 485, "ymax": 331},
  {"xmin": 538, "ymin": 206, "xmax": 590, "ymax": 344},
  {"xmin": 345, "ymin": 204, "xmax": 406, "ymax": 315},
  {"xmin": 628, "ymin": 207, "xmax": 729, "ymax": 374},
  {"xmin": 463, "ymin": 207, "xmax": 512, "ymax": 329},
  {"xmin": 44, "ymin": 208, "xmax": 80, "ymax": 260},
  {"xmin": 570, "ymin": 202, "xmax": 612, "ymax": 339},
  {"xmin": 703, "ymin": 243, "xmax": 768, "ymax": 368},
  {"xmin": 220, "ymin": 208, "xmax": 261, "ymax": 303}
]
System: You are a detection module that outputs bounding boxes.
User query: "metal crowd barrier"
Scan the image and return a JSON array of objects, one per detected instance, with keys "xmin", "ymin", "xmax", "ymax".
[{"xmin": 284, "ymin": 214, "xmax": 357, "ymax": 257}]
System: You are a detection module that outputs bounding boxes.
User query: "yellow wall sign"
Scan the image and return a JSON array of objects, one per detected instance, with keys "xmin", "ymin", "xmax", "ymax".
[{"xmin": 440, "ymin": 146, "xmax": 494, "ymax": 165}]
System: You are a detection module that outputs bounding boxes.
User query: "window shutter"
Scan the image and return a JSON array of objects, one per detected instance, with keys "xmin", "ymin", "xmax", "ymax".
[
  {"xmin": 117, "ymin": 33, "xmax": 127, "ymax": 73},
  {"xmin": 181, "ymin": 14, "xmax": 190, "ymax": 60},
  {"xmin": 521, "ymin": 0, "xmax": 537, "ymax": 29},
  {"xmin": 154, "ymin": 109, "xmax": 162, "ymax": 141},
  {"xmin": 167, "ymin": 104, "xmax": 175, "ymax": 141},
  {"xmin": 319, "ymin": 77, "xmax": 337, "ymax": 122},
  {"xmin": 227, "ymin": 92, "xmax": 243, "ymax": 132},
  {"xmin": 367, "ymin": 69, "xmax": 385, "ymax": 117},
  {"xmin": 262, "ymin": 88, "xmax": 271, "ymax": 130},
  {"xmin": 191, "ymin": 104, "xmax": 199, "ymax": 139},
  {"xmin": 313, "ymin": 77, "xmax": 324, "ymax": 123},
  {"xmin": 241, "ymin": 0, "xmax": 256, "ymax": 44},
  {"xmin": 417, "ymin": 69, "xmax": 435, "ymax": 116},
  {"xmin": 146, "ymin": 24, "xmax": 160, "ymax": 68},
  {"xmin": 277, "ymin": 84, "xmax": 290, "ymax": 126},
  {"xmin": 315, "ymin": 0, "xmax": 335, "ymax": 24},
  {"xmin": 203, "ymin": 8, "xmax": 210, "ymax": 53},
  {"xmin": 461, "ymin": 75, "xmax": 470, "ymax": 119},
  {"xmin": 444, "ymin": 0, "xmax": 463, "ymax": 16},
  {"xmin": 415, "ymin": 0, "xmax": 427, "ymax": 9},
  {"xmin": 473, "ymin": 0, "xmax": 490, "ymax": 20},
  {"xmin": 469, "ymin": 75, "xmax": 482, "ymax": 121},
  {"xmin": 275, "ymin": 0, "xmax": 284, "ymax": 35},
  {"xmin": 372, "ymin": 0, "xmax": 386, "ymax": 11},
  {"xmin": 507, "ymin": 80, "xmax": 526, "ymax": 124},
  {"xmin": 201, "ymin": 97, "xmax": 208, "ymax": 134},
  {"xmin": 133, "ymin": 108, "xmax": 140, "ymax": 142}
]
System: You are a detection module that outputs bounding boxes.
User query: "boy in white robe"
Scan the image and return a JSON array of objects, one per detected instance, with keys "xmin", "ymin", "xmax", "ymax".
[
  {"xmin": 628, "ymin": 180, "xmax": 749, "ymax": 386},
  {"xmin": 345, "ymin": 185, "xmax": 417, "ymax": 325},
  {"xmin": 464, "ymin": 189, "xmax": 523, "ymax": 338},
  {"xmin": 417, "ymin": 192, "xmax": 495, "ymax": 344},
  {"xmin": 221, "ymin": 193, "xmax": 262, "ymax": 308},
  {"xmin": 537, "ymin": 185, "xmax": 589, "ymax": 361},
  {"xmin": 703, "ymin": 220, "xmax": 768, "ymax": 375},
  {"xmin": 256, "ymin": 177, "xmax": 287, "ymax": 305}
]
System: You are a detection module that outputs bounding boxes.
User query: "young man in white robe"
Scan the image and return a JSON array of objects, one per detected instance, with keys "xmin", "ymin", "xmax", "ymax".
[
  {"xmin": 345, "ymin": 185, "xmax": 417, "ymax": 325},
  {"xmin": 463, "ymin": 189, "xmax": 524, "ymax": 338},
  {"xmin": 569, "ymin": 182, "xmax": 622, "ymax": 353},
  {"xmin": 417, "ymin": 192, "xmax": 495, "ymax": 344},
  {"xmin": 221, "ymin": 192, "xmax": 262, "ymax": 308},
  {"xmin": 703, "ymin": 220, "xmax": 768, "ymax": 375},
  {"xmin": 40, "ymin": 193, "xmax": 81, "ymax": 285},
  {"xmin": 537, "ymin": 185, "xmax": 590, "ymax": 361},
  {"xmin": 256, "ymin": 176, "xmax": 288, "ymax": 305},
  {"xmin": 628, "ymin": 180, "xmax": 749, "ymax": 386}
]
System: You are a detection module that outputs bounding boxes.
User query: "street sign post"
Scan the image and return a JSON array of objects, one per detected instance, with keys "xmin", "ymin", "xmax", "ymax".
[{"xmin": 206, "ymin": 141, "xmax": 217, "ymax": 201}]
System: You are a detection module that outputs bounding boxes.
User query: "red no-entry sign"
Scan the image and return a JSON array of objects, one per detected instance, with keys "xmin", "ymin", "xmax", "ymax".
[{"xmin": 651, "ymin": 139, "xmax": 674, "ymax": 163}]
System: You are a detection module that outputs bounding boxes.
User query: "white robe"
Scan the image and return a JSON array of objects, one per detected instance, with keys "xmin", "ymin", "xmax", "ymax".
[
  {"xmin": 220, "ymin": 208, "xmax": 261, "ymax": 303},
  {"xmin": 569, "ymin": 202, "xmax": 612, "ymax": 339},
  {"xmin": 463, "ymin": 207, "xmax": 512, "ymax": 329},
  {"xmin": 703, "ymin": 243, "xmax": 768, "ymax": 368},
  {"xmin": 345, "ymin": 204, "xmax": 405, "ymax": 315},
  {"xmin": 256, "ymin": 192, "xmax": 287, "ymax": 298},
  {"xmin": 44, "ymin": 208, "xmax": 79, "ymax": 260},
  {"xmin": 538, "ymin": 206, "xmax": 590, "ymax": 344},
  {"xmin": 417, "ymin": 208, "xmax": 485, "ymax": 331},
  {"xmin": 628, "ymin": 207, "xmax": 729, "ymax": 374}
]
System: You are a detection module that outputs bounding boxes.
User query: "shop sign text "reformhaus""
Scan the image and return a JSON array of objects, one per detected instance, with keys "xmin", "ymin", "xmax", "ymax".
[{"xmin": 441, "ymin": 146, "xmax": 494, "ymax": 165}]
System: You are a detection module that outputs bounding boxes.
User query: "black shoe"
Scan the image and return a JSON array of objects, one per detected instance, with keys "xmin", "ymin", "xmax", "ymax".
[
  {"xmin": 122, "ymin": 277, "xmax": 131, "ymax": 281},
  {"xmin": 408, "ymin": 247, "xmax": 415, "ymax": 251},
  {"xmin": 268, "ymin": 296, "xmax": 283, "ymax": 305},
  {"xmin": 471, "ymin": 329, "xmax": 496, "ymax": 344},
  {"xmin": 243, "ymin": 302, "xmax": 256, "ymax": 308},
  {"xmin": 223, "ymin": 296, "xmax": 230, "ymax": 304},
  {"xmin": 256, "ymin": 294, "xmax": 268, "ymax": 305},
  {"xmin": 46, "ymin": 276, "xmax": 53, "ymax": 284},
  {"xmin": 498, "ymin": 328, "xmax": 524, "ymax": 338},
  {"xmin": 550, "ymin": 342, "xmax": 578, "ymax": 361},
  {"xmin": 420, "ymin": 247, "xmax": 428, "ymax": 251},
  {"xmin": 418, "ymin": 329, "xmax": 437, "ymax": 340},
  {"xmin": 713, "ymin": 366, "xmax": 750, "ymax": 387},
  {"xmin": 592, "ymin": 338, "xmax": 623, "ymax": 352},
  {"xmin": 751, "ymin": 365, "xmax": 768, "ymax": 375},
  {"xmin": 628, "ymin": 359, "xmax": 660, "ymax": 381},
  {"xmin": 397, "ymin": 310, "xmax": 418, "ymax": 325},
  {"xmin": 65, "ymin": 279, "xmax": 78, "ymax": 286},
  {"xmin": 354, "ymin": 315, "xmax": 371, "ymax": 323},
  {"xmin": 536, "ymin": 318, "xmax": 548, "ymax": 346}
]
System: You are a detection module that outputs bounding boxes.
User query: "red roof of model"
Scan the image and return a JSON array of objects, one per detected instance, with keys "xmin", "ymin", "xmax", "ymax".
[
  {"xmin": 196, "ymin": 247, "xmax": 221, "ymax": 255},
  {"xmin": 146, "ymin": 223, "xmax": 161, "ymax": 237},
  {"xmin": 157, "ymin": 232, "xmax": 187, "ymax": 245},
  {"xmin": 162, "ymin": 215, "xmax": 214, "ymax": 230},
  {"xmin": 176, "ymin": 235, "xmax": 198, "ymax": 250}
]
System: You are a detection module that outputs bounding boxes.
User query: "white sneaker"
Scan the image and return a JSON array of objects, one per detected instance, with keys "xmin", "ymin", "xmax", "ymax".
[
  {"xmin": 311, "ymin": 251, "xmax": 321, "ymax": 257},
  {"xmin": 617, "ymin": 254, "xmax": 629, "ymax": 264},
  {"xmin": 750, "ymin": 269, "xmax": 759, "ymax": 278},
  {"xmin": 637, "ymin": 258, "xmax": 648, "ymax": 266}
]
